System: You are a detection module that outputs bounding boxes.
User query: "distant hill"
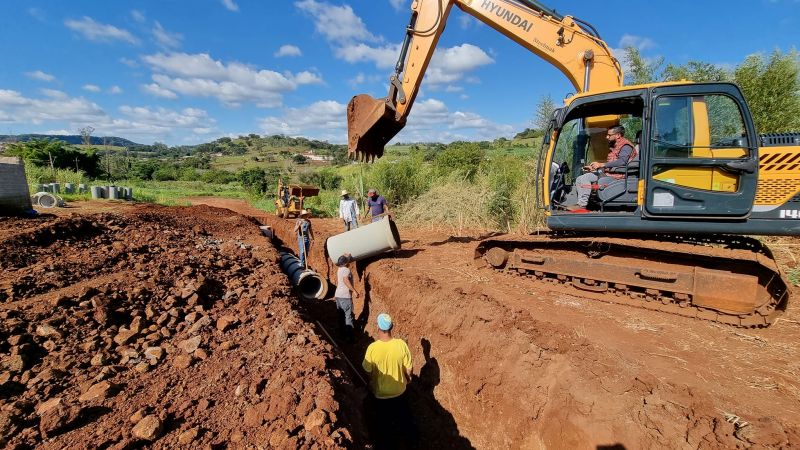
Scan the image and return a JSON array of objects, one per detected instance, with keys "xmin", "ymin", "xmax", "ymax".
[{"xmin": 0, "ymin": 134, "xmax": 144, "ymax": 148}]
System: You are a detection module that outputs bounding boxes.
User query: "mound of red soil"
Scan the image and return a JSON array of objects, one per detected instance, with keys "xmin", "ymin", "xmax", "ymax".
[{"xmin": 0, "ymin": 205, "xmax": 361, "ymax": 449}]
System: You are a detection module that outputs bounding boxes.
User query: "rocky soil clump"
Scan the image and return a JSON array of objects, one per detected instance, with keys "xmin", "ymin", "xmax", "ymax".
[{"xmin": 0, "ymin": 205, "xmax": 360, "ymax": 449}]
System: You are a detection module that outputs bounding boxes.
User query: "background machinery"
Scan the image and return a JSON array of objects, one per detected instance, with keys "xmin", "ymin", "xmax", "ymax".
[
  {"xmin": 347, "ymin": 0, "xmax": 800, "ymax": 326},
  {"xmin": 275, "ymin": 178, "xmax": 320, "ymax": 219}
]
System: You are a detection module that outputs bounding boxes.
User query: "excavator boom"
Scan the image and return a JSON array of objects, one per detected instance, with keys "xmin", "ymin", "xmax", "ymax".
[{"xmin": 347, "ymin": 0, "xmax": 623, "ymax": 160}]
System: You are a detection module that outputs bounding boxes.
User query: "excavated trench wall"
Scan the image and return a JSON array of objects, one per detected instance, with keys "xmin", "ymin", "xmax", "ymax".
[{"xmin": 262, "ymin": 216, "xmax": 797, "ymax": 449}]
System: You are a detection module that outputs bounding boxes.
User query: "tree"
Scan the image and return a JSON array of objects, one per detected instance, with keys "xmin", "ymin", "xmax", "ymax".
[
  {"xmin": 292, "ymin": 154, "xmax": 308, "ymax": 164},
  {"xmin": 623, "ymin": 47, "xmax": 664, "ymax": 85},
  {"xmin": 734, "ymin": 50, "xmax": 800, "ymax": 133},
  {"xmin": 78, "ymin": 126, "xmax": 95, "ymax": 146},
  {"xmin": 663, "ymin": 61, "xmax": 730, "ymax": 82},
  {"xmin": 237, "ymin": 167, "xmax": 281, "ymax": 194},
  {"xmin": 5, "ymin": 139, "xmax": 101, "ymax": 177},
  {"xmin": 534, "ymin": 94, "xmax": 556, "ymax": 132}
]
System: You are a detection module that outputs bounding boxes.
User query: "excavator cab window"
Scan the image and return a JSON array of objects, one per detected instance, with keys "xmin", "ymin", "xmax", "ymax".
[
  {"xmin": 549, "ymin": 95, "xmax": 644, "ymax": 211},
  {"xmin": 651, "ymin": 94, "xmax": 749, "ymax": 192}
]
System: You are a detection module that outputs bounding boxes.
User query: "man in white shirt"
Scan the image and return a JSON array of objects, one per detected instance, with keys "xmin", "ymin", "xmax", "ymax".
[{"xmin": 339, "ymin": 190, "xmax": 360, "ymax": 231}]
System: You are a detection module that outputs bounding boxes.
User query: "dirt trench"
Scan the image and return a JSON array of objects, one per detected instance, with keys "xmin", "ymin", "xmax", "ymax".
[
  {"xmin": 244, "ymin": 207, "xmax": 800, "ymax": 449},
  {"xmin": 0, "ymin": 204, "xmax": 367, "ymax": 448}
]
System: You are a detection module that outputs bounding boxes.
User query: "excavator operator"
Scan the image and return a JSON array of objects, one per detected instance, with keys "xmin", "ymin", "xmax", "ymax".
[{"xmin": 565, "ymin": 125, "xmax": 637, "ymax": 211}]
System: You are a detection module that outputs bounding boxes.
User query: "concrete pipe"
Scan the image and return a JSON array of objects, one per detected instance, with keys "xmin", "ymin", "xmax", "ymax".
[
  {"xmin": 51, "ymin": 183, "xmax": 60, "ymax": 194},
  {"xmin": 35, "ymin": 184, "xmax": 45, "ymax": 193},
  {"xmin": 126, "ymin": 187, "xmax": 133, "ymax": 200},
  {"xmin": 36, "ymin": 193, "xmax": 58, "ymax": 208},
  {"xmin": 64, "ymin": 183, "xmax": 74, "ymax": 194},
  {"xmin": 326, "ymin": 216, "xmax": 401, "ymax": 263},
  {"xmin": 278, "ymin": 252, "xmax": 328, "ymax": 300},
  {"xmin": 108, "ymin": 186, "xmax": 119, "ymax": 200},
  {"xmin": 78, "ymin": 183, "xmax": 87, "ymax": 193},
  {"xmin": 90, "ymin": 186, "xmax": 103, "ymax": 199}
]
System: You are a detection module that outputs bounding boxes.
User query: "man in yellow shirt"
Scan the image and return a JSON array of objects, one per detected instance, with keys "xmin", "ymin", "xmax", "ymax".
[{"xmin": 362, "ymin": 313, "xmax": 416, "ymax": 447}]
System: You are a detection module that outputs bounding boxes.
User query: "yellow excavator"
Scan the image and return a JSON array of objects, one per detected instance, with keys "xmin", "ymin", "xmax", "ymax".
[{"xmin": 347, "ymin": 0, "xmax": 800, "ymax": 327}]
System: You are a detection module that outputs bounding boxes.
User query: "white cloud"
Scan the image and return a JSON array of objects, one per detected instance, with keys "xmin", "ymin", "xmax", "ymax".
[
  {"xmin": 44, "ymin": 129, "xmax": 71, "ymax": 135},
  {"xmin": 0, "ymin": 89, "xmax": 105, "ymax": 125},
  {"xmin": 152, "ymin": 22, "xmax": 183, "ymax": 49},
  {"xmin": 119, "ymin": 57, "xmax": 138, "ymax": 68},
  {"xmin": 334, "ymin": 43, "xmax": 399, "ymax": 69},
  {"xmin": 0, "ymin": 89, "xmax": 213, "ymax": 143},
  {"xmin": 618, "ymin": 34, "xmax": 656, "ymax": 51},
  {"xmin": 64, "ymin": 16, "xmax": 139, "ymax": 44},
  {"xmin": 109, "ymin": 85, "xmax": 123, "ymax": 94},
  {"xmin": 458, "ymin": 14, "xmax": 479, "ymax": 30},
  {"xmin": 275, "ymin": 44, "xmax": 302, "ymax": 58},
  {"xmin": 141, "ymin": 52, "xmax": 323, "ymax": 107},
  {"xmin": 259, "ymin": 100, "xmax": 347, "ymax": 140},
  {"xmin": 347, "ymin": 72, "xmax": 383, "ymax": 88},
  {"xmin": 119, "ymin": 105, "xmax": 215, "ymax": 128},
  {"xmin": 389, "ymin": 0, "xmax": 406, "ymax": 10},
  {"xmin": 39, "ymin": 89, "xmax": 68, "ymax": 99},
  {"xmin": 397, "ymin": 98, "xmax": 514, "ymax": 143},
  {"xmin": 131, "ymin": 10, "xmax": 146, "ymax": 23},
  {"xmin": 141, "ymin": 83, "xmax": 178, "ymax": 99},
  {"xmin": 26, "ymin": 70, "xmax": 56, "ymax": 82},
  {"xmin": 296, "ymin": 0, "xmax": 378, "ymax": 43},
  {"xmin": 426, "ymin": 44, "xmax": 494, "ymax": 85},
  {"xmin": 83, "ymin": 84, "xmax": 101, "ymax": 92},
  {"xmin": 221, "ymin": 0, "xmax": 239, "ymax": 12},
  {"xmin": 28, "ymin": 8, "xmax": 45, "ymax": 21}
]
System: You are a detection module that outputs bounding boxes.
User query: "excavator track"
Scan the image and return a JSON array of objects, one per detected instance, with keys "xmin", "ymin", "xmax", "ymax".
[{"xmin": 474, "ymin": 233, "xmax": 790, "ymax": 327}]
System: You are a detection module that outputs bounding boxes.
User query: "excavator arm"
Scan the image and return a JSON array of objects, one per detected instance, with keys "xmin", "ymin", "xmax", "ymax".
[{"xmin": 347, "ymin": 0, "xmax": 624, "ymax": 160}]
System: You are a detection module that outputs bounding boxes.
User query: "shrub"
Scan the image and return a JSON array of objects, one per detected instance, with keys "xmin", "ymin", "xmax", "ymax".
[
  {"xmin": 152, "ymin": 166, "xmax": 177, "ymax": 181},
  {"xmin": 299, "ymin": 169, "xmax": 342, "ymax": 190},
  {"xmin": 200, "ymin": 169, "xmax": 237, "ymax": 184},
  {"xmin": 237, "ymin": 167, "xmax": 280, "ymax": 194},
  {"xmin": 433, "ymin": 142, "xmax": 485, "ymax": 181}
]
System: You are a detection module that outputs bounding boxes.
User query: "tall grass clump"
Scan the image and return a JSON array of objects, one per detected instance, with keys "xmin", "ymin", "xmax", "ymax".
[
  {"xmin": 397, "ymin": 173, "xmax": 493, "ymax": 234},
  {"xmin": 25, "ymin": 163, "xmax": 86, "ymax": 188}
]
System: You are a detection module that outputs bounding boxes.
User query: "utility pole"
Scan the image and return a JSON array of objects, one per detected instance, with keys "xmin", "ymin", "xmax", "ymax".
[{"xmin": 75, "ymin": 156, "xmax": 79, "ymax": 172}]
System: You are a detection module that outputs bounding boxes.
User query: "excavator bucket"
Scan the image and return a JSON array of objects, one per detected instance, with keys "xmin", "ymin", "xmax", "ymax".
[{"xmin": 347, "ymin": 94, "xmax": 406, "ymax": 161}]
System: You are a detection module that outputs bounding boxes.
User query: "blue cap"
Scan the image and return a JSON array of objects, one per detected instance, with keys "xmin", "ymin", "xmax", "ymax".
[{"xmin": 377, "ymin": 313, "xmax": 392, "ymax": 331}]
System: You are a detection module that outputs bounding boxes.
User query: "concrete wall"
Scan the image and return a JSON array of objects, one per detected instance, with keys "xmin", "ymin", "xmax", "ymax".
[{"xmin": 0, "ymin": 156, "xmax": 33, "ymax": 213}]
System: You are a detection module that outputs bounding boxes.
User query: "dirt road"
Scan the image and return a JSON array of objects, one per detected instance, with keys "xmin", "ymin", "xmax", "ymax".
[{"xmin": 189, "ymin": 197, "xmax": 800, "ymax": 449}]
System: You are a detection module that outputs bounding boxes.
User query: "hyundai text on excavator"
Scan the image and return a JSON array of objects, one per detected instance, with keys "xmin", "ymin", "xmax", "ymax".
[{"xmin": 347, "ymin": 0, "xmax": 800, "ymax": 327}]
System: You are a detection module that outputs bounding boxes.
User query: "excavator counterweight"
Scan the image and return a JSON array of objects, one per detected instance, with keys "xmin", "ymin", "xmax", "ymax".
[{"xmin": 347, "ymin": 94, "xmax": 406, "ymax": 161}]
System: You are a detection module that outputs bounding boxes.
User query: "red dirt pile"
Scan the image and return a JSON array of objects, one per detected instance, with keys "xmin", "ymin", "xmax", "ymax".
[{"xmin": 0, "ymin": 205, "xmax": 362, "ymax": 449}]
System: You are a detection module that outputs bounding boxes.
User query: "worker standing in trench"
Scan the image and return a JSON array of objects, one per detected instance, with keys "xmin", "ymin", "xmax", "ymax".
[
  {"xmin": 362, "ymin": 313, "xmax": 417, "ymax": 447},
  {"xmin": 334, "ymin": 254, "xmax": 359, "ymax": 343},
  {"xmin": 293, "ymin": 210, "xmax": 314, "ymax": 268}
]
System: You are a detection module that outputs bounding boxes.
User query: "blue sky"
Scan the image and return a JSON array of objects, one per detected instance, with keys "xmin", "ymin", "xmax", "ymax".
[{"xmin": 0, "ymin": 0, "xmax": 797, "ymax": 146}]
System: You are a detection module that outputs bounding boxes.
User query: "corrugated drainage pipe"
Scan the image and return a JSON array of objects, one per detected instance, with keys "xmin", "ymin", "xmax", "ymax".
[{"xmin": 278, "ymin": 252, "xmax": 328, "ymax": 300}]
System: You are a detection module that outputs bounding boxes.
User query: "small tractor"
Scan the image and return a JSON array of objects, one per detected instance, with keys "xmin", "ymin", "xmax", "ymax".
[{"xmin": 274, "ymin": 178, "xmax": 320, "ymax": 219}]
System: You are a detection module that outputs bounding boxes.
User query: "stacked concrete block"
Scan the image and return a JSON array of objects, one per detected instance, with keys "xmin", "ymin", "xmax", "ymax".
[{"xmin": 0, "ymin": 157, "xmax": 33, "ymax": 214}]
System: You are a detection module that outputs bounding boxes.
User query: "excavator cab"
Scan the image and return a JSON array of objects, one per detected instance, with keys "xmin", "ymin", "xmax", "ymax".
[{"xmin": 542, "ymin": 82, "xmax": 760, "ymax": 228}]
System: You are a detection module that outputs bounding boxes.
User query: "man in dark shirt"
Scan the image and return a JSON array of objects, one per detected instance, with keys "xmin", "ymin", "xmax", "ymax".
[
  {"xmin": 365, "ymin": 188, "xmax": 390, "ymax": 222},
  {"xmin": 567, "ymin": 125, "xmax": 637, "ymax": 211}
]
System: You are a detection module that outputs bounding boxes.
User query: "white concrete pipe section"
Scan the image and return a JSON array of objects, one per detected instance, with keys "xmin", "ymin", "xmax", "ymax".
[
  {"xmin": 326, "ymin": 216, "xmax": 401, "ymax": 263},
  {"xmin": 278, "ymin": 252, "xmax": 328, "ymax": 300}
]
